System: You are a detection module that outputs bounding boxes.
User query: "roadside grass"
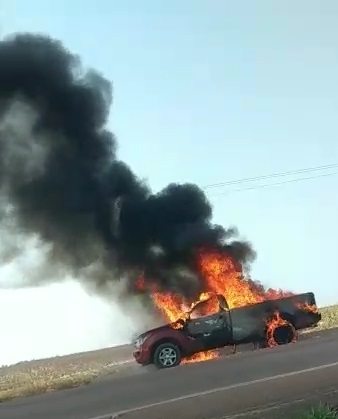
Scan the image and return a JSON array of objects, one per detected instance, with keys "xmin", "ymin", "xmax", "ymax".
[
  {"xmin": 0, "ymin": 360, "xmax": 120, "ymax": 402},
  {"xmin": 300, "ymin": 305, "xmax": 338, "ymax": 335},
  {"xmin": 298, "ymin": 403, "xmax": 337, "ymax": 418},
  {"xmin": 0, "ymin": 304, "xmax": 337, "ymax": 403},
  {"xmin": 317, "ymin": 305, "xmax": 338, "ymax": 330}
]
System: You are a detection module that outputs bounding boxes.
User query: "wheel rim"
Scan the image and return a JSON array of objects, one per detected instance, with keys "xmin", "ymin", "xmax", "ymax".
[{"xmin": 158, "ymin": 347, "xmax": 177, "ymax": 367}]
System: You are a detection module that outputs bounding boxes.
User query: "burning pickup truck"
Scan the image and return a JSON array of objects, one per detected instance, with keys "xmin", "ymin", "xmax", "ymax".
[{"xmin": 133, "ymin": 291, "xmax": 321, "ymax": 369}]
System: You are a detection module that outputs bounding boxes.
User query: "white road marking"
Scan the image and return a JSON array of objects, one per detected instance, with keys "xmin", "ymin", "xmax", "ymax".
[{"xmin": 88, "ymin": 360, "xmax": 338, "ymax": 419}]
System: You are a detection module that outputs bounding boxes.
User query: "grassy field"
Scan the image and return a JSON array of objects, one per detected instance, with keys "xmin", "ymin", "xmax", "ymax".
[
  {"xmin": 0, "ymin": 304, "xmax": 337, "ymax": 403},
  {"xmin": 0, "ymin": 356, "xmax": 125, "ymax": 402}
]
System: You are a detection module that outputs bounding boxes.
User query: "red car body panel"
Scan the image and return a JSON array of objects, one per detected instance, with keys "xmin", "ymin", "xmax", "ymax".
[{"xmin": 133, "ymin": 325, "xmax": 197, "ymax": 365}]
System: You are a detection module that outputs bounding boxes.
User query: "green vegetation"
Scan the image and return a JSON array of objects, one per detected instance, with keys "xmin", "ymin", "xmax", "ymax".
[{"xmin": 298, "ymin": 403, "xmax": 337, "ymax": 418}]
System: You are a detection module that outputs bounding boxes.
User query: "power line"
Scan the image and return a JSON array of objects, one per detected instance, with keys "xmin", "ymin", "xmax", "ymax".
[
  {"xmin": 202, "ymin": 163, "xmax": 338, "ymax": 189},
  {"xmin": 208, "ymin": 171, "xmax": 338, "ymax": 196}
]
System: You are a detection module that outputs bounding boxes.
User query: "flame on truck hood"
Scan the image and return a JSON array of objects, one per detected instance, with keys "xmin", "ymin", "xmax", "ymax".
[{"xmin": 137, "ymin": 250, "xmax": 295, "ymax": 364}]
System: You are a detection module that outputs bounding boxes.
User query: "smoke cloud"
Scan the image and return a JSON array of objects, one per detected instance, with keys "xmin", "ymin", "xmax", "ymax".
[{"xmin": 0, "ymin": 32, "xmax": 255, "ymax": 298}]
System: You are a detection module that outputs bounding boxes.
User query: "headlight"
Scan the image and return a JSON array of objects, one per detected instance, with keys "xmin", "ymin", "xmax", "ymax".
[{"xmin": 134, "ymin": 334, "xmax": 149, "ymax": 348}]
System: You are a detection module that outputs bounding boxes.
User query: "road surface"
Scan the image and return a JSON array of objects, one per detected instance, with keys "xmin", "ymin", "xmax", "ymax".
[{"xmin": 1, "ymin": 328, "xmax": 337, "ymax": 419}]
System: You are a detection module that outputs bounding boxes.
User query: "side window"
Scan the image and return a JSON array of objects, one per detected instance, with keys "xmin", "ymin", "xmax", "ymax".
[{"xmin": 189, "ymin": 296, "xmax": 221, "ymax": 319}]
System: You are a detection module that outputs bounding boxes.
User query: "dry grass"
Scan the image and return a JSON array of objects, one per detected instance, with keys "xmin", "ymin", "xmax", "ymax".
[
  {"xmin": 0, "ymin": 364, "xmax": 97, "ymax": 401},
  {"xmin": 0, "ymin": 305, "xmax": 337, "ymax": 403},
  {"xmin": 0, "ymin": 347, "xmax": 132, "ymax": 402},
  {"xmin": 316, "ymin": 305, "xmax": 338, "ymax": 330}
]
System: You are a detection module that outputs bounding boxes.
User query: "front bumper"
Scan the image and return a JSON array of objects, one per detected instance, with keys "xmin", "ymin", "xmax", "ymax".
[{"xmin": 133, "ymin": 347, "xmax": 151, "ymax": 366}]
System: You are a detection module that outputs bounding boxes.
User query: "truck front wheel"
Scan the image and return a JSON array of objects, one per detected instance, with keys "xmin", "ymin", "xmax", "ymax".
[{"xmin": 153, "ymin": 342, "xmax": 182, "ymax": 369}]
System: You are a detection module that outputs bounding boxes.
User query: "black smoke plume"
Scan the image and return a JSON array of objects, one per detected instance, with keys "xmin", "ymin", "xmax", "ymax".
[{"xmin": 0, "ymin": 32, "xmax": 255, "ymax": 297}]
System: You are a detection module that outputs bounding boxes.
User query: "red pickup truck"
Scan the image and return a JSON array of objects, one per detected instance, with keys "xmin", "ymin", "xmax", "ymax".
[{"xmin": 133, "ymin": 292, "xmax": 321, "ymax": 369}]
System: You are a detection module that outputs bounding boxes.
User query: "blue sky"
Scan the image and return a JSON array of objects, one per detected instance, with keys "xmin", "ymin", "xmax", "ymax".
[{"xmin": 2, "ymin": 1, "xmax": 337, "ymax": 306}]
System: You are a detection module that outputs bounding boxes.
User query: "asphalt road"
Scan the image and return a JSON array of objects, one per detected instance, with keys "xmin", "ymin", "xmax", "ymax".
[{"xmin": 1, "ymin": 328, "xmax": 337, "ymax": 419}]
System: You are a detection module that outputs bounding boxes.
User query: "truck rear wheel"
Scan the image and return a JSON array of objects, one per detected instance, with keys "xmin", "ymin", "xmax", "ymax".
[
  {"xmin": 153, "ymin": 342, "xmax": 182, "ymax": 369},
  {"xmin": 272, "ymin": 323, "xmax": 295, "ymax": 345}
]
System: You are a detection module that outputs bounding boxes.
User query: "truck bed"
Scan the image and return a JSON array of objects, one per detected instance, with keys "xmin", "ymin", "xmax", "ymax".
[{"xmin": 230, "ymin": 292, "xmax": 321, "ymax": 344}]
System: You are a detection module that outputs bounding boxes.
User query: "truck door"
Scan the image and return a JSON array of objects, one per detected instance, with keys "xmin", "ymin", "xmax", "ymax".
[{"xmin": 186, "ymin": 295, "xmax": 233, "ymax": 350}]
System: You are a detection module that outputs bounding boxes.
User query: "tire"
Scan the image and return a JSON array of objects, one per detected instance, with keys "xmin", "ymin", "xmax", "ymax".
[
  {"xmin": 271, "ymin": 324, "xmax": 295, "ymax": 345},
  {"xmin": 153, "ymin": 342, "xmax": 182, "ymax": 369}
]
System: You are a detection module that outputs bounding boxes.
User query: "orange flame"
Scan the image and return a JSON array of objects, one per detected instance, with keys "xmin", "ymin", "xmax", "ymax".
[
  {"xmin": 198, "ymin": 251, "xmax": 293, "ymax": 308},
  {"xmin": 297, "ymin": 302, "xmax": 318, "ymax": 314},
  {"xmin": 266, "ymin": 311, "xmax": 297, "ymax": 347},
  {"xmin": 138, "ymin": 250, "xmax": 293, "ymax": 364},
  {"xmin": 183, "ymin": 349, "xmax": 219, "ymax": 364}
]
